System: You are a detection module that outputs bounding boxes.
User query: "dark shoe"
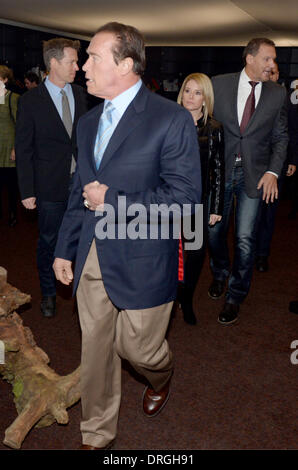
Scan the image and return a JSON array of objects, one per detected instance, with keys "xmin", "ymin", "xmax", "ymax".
[
  {"xmin": 41, "ymin": 296, "xmax": 56, "ymax": 317},
  {"xmin": 289, "ymin": 301, "xmax": 298, "ymax": 314},
  {"xmin": 79, "ymin": 442, "xmax": 113, "ymax": 450},
  {"xmin": 218, "ymin": 302, "xmax": 239, "ymax": 325},
  {"xmin": 143, "ymin": 377, "xmax": 171, "ymax": 417},
  {"xmin": 256, "ymin": 256, "xmax": 268, "ymax": 272},
  {"xmin": 208, "ymin": 280, "xmax": 225, "ymax": 299}
]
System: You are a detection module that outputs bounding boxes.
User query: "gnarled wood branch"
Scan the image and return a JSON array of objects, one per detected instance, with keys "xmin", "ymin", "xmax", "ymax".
[{"xmin": 0, "ymin": 267, "xmax": 81, "ymax": 449}]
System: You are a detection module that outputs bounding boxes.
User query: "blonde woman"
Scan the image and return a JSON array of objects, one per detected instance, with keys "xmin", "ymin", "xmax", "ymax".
[
  {"xmin": 177, "ymin": 73, "xmax": 225, "ymax": 324},
  {"xmin": 0, "ymin": 65, "xmax": 19, "ymax": 226}
]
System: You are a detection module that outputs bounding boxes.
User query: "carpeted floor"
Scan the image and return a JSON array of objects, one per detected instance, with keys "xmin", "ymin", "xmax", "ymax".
[{"xmin": 0, "ymin": 194, "xmax": 297, "ymax": 451}]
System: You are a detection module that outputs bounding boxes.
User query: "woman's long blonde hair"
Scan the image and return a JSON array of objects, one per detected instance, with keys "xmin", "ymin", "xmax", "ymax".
[{"xmin": 177, "ymin": 73, "xmax": 214, "ymax": 125}]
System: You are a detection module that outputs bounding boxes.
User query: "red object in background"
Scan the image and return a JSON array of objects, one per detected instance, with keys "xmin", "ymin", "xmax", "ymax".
[{"xmin": 178, "ymin": 237, "xmax": 184, "ymax": 281}]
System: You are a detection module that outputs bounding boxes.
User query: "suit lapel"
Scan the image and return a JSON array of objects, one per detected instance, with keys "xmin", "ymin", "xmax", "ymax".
[
  {"xmin": 89, "ymin": 105, "xmax": 102, "ymax": 173},
  {"xmin": 96, "ymin": 84, "xmax": 148, "ymax": 174},
  {"xmin": 231, "ymin": 73, "xmax": 241, "ymax": 134},
  {"xmin": 39, "ymin": 83, "xmax": 72, "ymax": 142},
  {"xmin": 71, "ymin": 84, "xmax": 82, "ymax": 136}
]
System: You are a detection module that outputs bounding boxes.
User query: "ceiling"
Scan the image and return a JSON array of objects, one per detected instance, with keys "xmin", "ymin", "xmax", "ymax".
[{"xmin": 0, "ymin": 0, "xmax": 298, "ymax": 46}]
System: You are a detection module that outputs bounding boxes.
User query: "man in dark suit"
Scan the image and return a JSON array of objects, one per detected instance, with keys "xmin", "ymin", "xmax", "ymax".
[
  {"xmin": 53, "ymin": 22, "xmax": 201, "ymax": 449},
  {"xmin": 208, "ymin": 37, "xmax": 288, "ymax": 325},
  {"xmin": 15, "ymin": 38, "xmax": 88, "ymax": 317}
]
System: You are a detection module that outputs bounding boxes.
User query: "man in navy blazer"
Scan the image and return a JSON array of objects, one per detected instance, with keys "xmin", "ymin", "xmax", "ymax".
[
  {"xmin": 53, "ymin": 22, "xmax": 201, "ymax": 449},
  {"xmin": 15, "ymin": 38, "xmax": 88, "ymax": 317},
  {"xmin": 207, "ymin": 38, "xmax": 288, "ymax": 325}
]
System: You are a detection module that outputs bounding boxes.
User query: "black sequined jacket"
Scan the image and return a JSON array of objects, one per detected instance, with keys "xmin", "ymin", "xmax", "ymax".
[{"xmin": 196, "ymin": 115, "xmax": 225, "ymax": 215}]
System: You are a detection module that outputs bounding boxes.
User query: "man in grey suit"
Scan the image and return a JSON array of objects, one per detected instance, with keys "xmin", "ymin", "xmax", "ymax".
[{"xmin": 208, "ymin": 37, "xmax": 288, "ymax": 325}]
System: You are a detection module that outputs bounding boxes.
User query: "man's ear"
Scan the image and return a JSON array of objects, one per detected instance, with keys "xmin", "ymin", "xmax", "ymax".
[
  {"xmin": 119, "ymin": 57, "xmax": 134, "ymax": 76},
  {"xmin": 246, "ymin": 54, "xmax": 254, "ymax": 66},
  {"xmin": 49, "ymin": 56, "xmax": 58, "ymax": 72}
]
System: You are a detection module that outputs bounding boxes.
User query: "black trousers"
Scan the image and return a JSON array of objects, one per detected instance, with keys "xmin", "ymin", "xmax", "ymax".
[
  {"xmin": 36, "ymin": 199, "xmax": 68, "ymax": 296},
  {"xmin": 181, "ymin": 199, "xmax": 209, "ymax": 294},
  {"xmin": 0, "ymin": 167, "xmax": 18, "ymax": 218}
]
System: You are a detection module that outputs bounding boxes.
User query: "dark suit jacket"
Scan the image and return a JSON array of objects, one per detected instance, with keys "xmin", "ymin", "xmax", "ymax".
[
  {"xmin": 15, "ymin": 82, "xmax": 88, "ymax": 202},
  {"xmin": 54, "ymin": 84, "xmax": 202, "ymax": 310},
  {"xmin": 212, "ymin": 72, "xmax": 288, "ymax": 198}
]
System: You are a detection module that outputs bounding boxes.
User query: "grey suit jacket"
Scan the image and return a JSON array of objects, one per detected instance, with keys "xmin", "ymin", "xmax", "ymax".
[{"xmin": 211, "ymin": 72, "xmax": 288, "ymax": 198}]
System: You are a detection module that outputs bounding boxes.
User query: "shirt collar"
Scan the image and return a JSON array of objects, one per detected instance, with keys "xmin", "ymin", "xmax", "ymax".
[
  {"xmin": 240, "ymin": 68, "xmax": 261, "ymax": 87},
  {"xmin": 104, "ymin": 79, "xmax": 142, "ymax": 118},
  {"xmin": 45, "ymin": 76, "xmax": 71, "ymax": 95}
]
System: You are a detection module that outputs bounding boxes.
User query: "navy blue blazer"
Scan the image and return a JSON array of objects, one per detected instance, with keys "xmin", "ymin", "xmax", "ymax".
[{"xmin": 54, "ymin": 84, "xmax": 201, "ymax": 309}]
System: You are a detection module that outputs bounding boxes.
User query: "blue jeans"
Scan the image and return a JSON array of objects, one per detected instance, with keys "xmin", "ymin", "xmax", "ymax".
[
  {"xmin": 37, "ymin": 200, "xmax": 68, "ymax": 296},
  {"xmin": 208, "ymin": 166, "xmax": 262, "ymax": 304}
]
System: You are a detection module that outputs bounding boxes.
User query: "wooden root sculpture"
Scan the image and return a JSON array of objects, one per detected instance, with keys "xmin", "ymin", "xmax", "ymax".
[{"xmin": 0, "ymin": 267, "xmax": 80, "ymax": 449}]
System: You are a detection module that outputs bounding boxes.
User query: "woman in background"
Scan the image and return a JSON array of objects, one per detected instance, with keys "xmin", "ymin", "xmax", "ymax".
[
  {"xmin": 0, "ymin": 65, "xmax": 19, "ymax": 227},
  {"xmin": 177, "ymin": 73, "xmax": 224, "ymax": 324}
]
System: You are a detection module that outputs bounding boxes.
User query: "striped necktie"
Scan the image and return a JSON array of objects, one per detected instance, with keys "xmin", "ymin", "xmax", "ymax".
[{"xmin": 94, "ymin": 101, "xmax": 115, "ymax": 169}]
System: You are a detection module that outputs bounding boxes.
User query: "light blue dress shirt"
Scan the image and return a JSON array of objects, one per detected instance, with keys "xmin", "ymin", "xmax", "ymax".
[
  {"xmin": 102, "ymin": 79, "xmax": 142, "ymax": 140},
  {"xmin": 44, "ymin": 77, "xmax": 75, "ymax": 121}
]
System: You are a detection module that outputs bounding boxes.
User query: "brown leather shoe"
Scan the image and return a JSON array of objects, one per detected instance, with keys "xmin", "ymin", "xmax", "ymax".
[
  {"xmin": 79, "ymin": 442, "xmax": 113, "ymax": 450},
  {"xmin": 143, "ymin": 378, "xmax": 171, "ymax": 417}
]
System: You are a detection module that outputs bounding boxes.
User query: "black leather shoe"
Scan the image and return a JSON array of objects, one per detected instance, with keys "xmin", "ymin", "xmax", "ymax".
[
  {"xmin": 289, "ymin": 301, "xmax": 298, "ymax": 314},
  {"xmin": 218, "ymin": 302, "xmax": 239, "ymax": 325},
  {"xmin": 41, "ymin": 296, "xmax": 56, "ymax": 317},
  {"xmin": 256, "ymin": 256, "xmax": 268, "ymax": 272},
  {"xmin": 208, "ymin": 280, "xmax": 225, "ymax": 299}
]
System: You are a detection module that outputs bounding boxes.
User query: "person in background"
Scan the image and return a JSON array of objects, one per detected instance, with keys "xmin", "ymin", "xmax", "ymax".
[
  {"xmin": 208, "ymin": 37, "xmax": 288, "ymax": 325},
  {"xmin": 24, "ymin": 71, "xmax": 40, "ymax": 90},
  {"xmin": 177, "ymin": 73, "xmax": 224, "ymax": 325},
  {"xmin": 0, "ymin": 65, "xmax": 19, "ymax": 227},
  {"xmin": 255, "ymin": 62, "xmax": 296, "ymax": 272},
  {"xmin": 15, "ymin": 38, "xmax": 88, "ymax": 318},
  {"xmin": 270, "ymin": 62, "xmax": 280, "ymax": 83}
]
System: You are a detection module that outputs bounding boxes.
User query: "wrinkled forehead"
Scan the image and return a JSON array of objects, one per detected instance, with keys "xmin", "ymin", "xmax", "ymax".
[{"xmin": 87, "ymin": 31, "xmax": 117, "ymax": 55}]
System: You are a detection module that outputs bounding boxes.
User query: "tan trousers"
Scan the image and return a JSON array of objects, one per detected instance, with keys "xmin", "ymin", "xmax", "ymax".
[{"xmin": 76, "ymin": 240, "xmax": 174, "ymax": 448}]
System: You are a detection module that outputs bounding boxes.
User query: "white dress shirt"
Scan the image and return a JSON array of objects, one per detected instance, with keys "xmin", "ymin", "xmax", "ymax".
[{"xmin": 237, "ymin": 68, "xmax": 262, "ymax": 125}]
